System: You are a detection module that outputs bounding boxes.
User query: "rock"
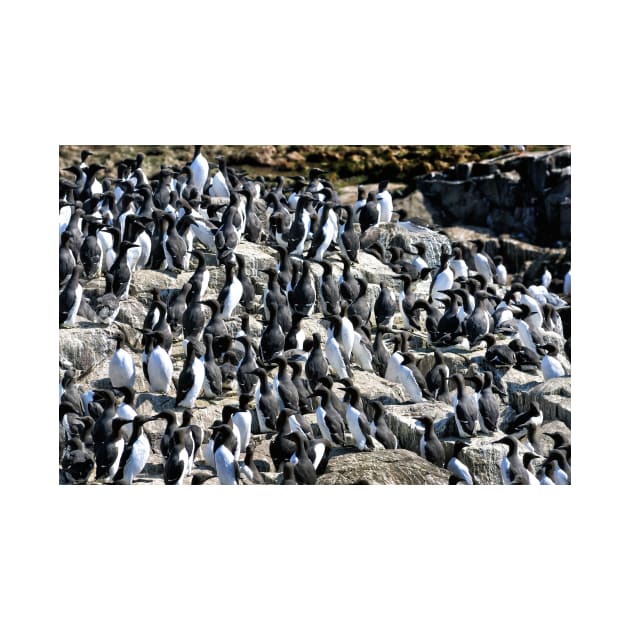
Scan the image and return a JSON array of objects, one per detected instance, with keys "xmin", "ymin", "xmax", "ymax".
[
  {"xmin": 416, "ymin": 148, "xmax": 570, "ymax": 247},
  {"xmin": 383, "ymin": 400, "xmax": 456, "ymax": 450},
  {"xmin": 441, "ymin": 436, "xmax": 507, "ymax": 485},
  {"xmin": 392, "ymin": 190, "xmax": 434, "ymax": 225},
  {"xmin": 59, "ymin": 326, "xmax": 116, "ymax": 374},
  {"xmin": 359, "ymin": 222, "xmax": 451, "ymax": 268},
  {"xmin": 316, "ymin": 448, "xmax": 450, "ymax": 485},
  {"xmin": 334, "ymin": 370, "xmax": 409, "ymax": 406}
]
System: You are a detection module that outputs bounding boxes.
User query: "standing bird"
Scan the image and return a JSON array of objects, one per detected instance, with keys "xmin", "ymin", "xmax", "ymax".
[
  {"xmin": 161, "ymin": 213, "xmax": 188, "ymax": 271},
  {"xmin": 449, "ymin": 246, "xmax": 468, "ymax": 280},
  {"xmin": 338, "ymin": 255, "xmax": 360, "ymax": 307},
  {"xmin": 248, "ymin": 367, "xmax": 279, "ymax": 433},
  {"xmin": 494, "ymin": 435, "xmax": 530, "ymax": 485},
  {"xmin": 218, "ymin": 259, "xmax": 243, "ymax": 319},
  {"xmin": 447, "ymin": 441, "xmax": 477, "ymax": 485},
  {"xmin": 347, "ymin": 277, "xmax": 372, "ymax": 328},
  {"xmin": 374, "ymin": 281, "xmax": 397, "ymax": 328},
  {"xmin": 175, "ymin": 341, "xmax": 205, "ymax": 408},
  {"xmin": 430, "ymin": 250, "xmax": 455, "ymax": 302},
  {"xmin": 323, "ymin": 315, "xmax": 352, "ymax": 380},
  {"xmin": 59, "ymin": 231, "xmax": 77, "ymax": 288},
  {"xmin": 541, "ymin": 264, "xmax": 552, "ymax": 289},
  {"xmin": 114, "ymin": 415, "xmax": 154, "ymax": 484},
  {"xmin": 319, "ymin": 260, "xmax": 341, "ymax": 315},
  {"xmin": 358, "ymin": 191, "xmax": 381, "ymax": 232},
  {"xmin": 230, "ymin": 394, "xmax": 255, "ymax": 453},
  {"xmin": 476, "ymin": 371, "xmax": 500, "ymax": 433},
  {"xmin": 425, "ymin": 350, "xmax": 449, "ymax": 398},
  {"xmin": 494, "ymin": 255, "xmax": 508, "ymax": 286},
  {"xmin": 469, "ymin": 239, "xmax": 496, "ymax": 285},
  {"xmin": 163, "ymin": 428, "xmax": 189, "ymax": 485},
  {"xmin": 339, "ymin": 384, "xmax": 375, "ymax": 452},
  {"xmin": 212, "ymin": 424, "xmax": 241, "ymax": 485},
  {"xmin": 188, "ymin": 251, "xmax": 210, "ymax": 302},
  {"xmin": 270, "ymin": 356, "xmax": 301, "ymax": 412},
  {"xmin": 144, "ymin": 330, "xmax": 174, "ymax": 394},
  {"xmin": 241, "ymin": 445, "xmax": 265, "ymax": 484},
  {"xmin": 284, "ymin": 432, "xmax": 317, "ymax": 485},
  {"xmin": 235, "ymin": 254, "xmax": 256, "ymax": 313},
  {"xmin": 109, "ymin": 241, "xmax": 139, "ymax": 299},
  {"xmin": 368, "ymin": 401, "xmax": 398, "ymax": 449},
  {"xmin": 59, "ymin": 264, "xmax": 84, "ymax": 326},
  {"xmin": 393, "ymin": 274, "xmax": 423, "ymax": 332},
  {"xmin": 339, "ymin": 205, "xmax": 360, "ymax": 262},
  {"xmin": 201, "ymin": 333, "xmax": 223, "ymax": 399},
  {"xmin": 79, "ymin": 217, "xmax": 103, "ymax": 279},
  {"xmin": 544, "ymin": 449, "xmax": 571, "ymax": 485},
  {"xmin": 181, "ymin": 409, "xmax": 204, "ymax": 470},
  {"xmin": 306, "ymin": 201, "xmax": 337, "ymax": 261},
  {"xmin": 305, "ymin": 333, "xmax": 329, "ymax": 389},
  {"xmin": 289, "ymin": 260, "xmax": 317, "ymax": 317},
  {"xmin": 522, "ymin": 452, "xmax": 542, "ymax": 485},
  {"xmin": 376, "ymin": 180, "xmax": 393, "ymax": 223},
  {"xmin": 190, "ymin": 145, "xmax": 210, "ymax": 194},
  {"xmin": 95, "ymin": 418, "xmax": 132, "ymax": 482},
  {"xmin": 451, "ymin": 373, "xmax": 479, "ymax": 438},
  {"xmin": 259, "ymin": 302, "xmax": 286, "ymax": 364},
  {"xmin": 269, "ymin": 408, "xmax": 301, "ymax": 470},
  {"xmin": 310, "ymin": 387, "xmax": 346, "ymax": 447},
  {"xmin": 417, "ymin": 416, "xmax": 445, "ymax": 468}
]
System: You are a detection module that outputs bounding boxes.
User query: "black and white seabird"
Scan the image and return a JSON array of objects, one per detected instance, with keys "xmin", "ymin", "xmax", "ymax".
[
  {"xmin": 368, "ymin": 400, "xmax": 398, "ymax": 449},
  {"xmin": 493, "ymin": 435, "xmax": 530, "ymax": 485},
  {"xmin": 284, "ymin": 431, "xmax": 317, "ymax": 485},
  {"xmin": 95, "ymin": 418, "xmax": 132, "ymax": 482},
  {"xmin": 175, "ymin": 340, "xmax": 205, "ymax": 408},
  {"xmin": 59, "ymin": 263, "xmax": 84, "ymax": 326},
  {"xmin": 248, "ymin": 367, "xmax": 279, "ymax": 433},
  {"xmin": 451, "ymin": 373, "xmax": 479, "ymax": 438},
  {"xmin": 241, "ymin": 445, "xmax": 264, "ymax": 484},
  {"xmin": 338, "ymin": 384, "xmax": 375, "ymax": 452},
  {"xmin": 447, "ymin": 441, "xmax": 477, "ymax": 485},
  {"xmin": 416, "ymin": 416, "xmax": 445, "ymax": 468},
  {"xmin": 310, "ymin": 387, "xmax": 346, "ymax": 447},
  {"xmin": 374, "ymin": 281, "xmax": 397, "ymax": 328},
  {"xmin": 143, "ymin": 330, "xmax": 174, "ymax": 394},
  {"xmin": 476, "ymin": 371, "xmax": 500, "ymax": 433},
  {"xmin": 163, "ymin": 428, "xmax": 189, "ymax": 485},
  {"xmin": 305, "ymin": 333, "xmax": 329, "ymax": 390},
  {"xmin": 113, "ymin": 415, "xmax": 155, "ymax": 484}
]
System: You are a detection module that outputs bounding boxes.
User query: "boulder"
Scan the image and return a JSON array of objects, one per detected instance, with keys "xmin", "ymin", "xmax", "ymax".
[
  {"xmin": 392, "ymin": 190, "xmax": 434, "ymax": 225},
  {"xmin": 59, "ymin": 326, "xmax": 116, "ymax": 374},
  {"xmin": 359, "ymin": 222, "xmax": 451, "ymax": 268},
  {"xmin": 316, "ymin": 448, "xmax": 450, "ymax": 485}
]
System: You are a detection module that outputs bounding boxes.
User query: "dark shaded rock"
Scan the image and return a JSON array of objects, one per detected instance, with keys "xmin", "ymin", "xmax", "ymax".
[{"xmin": 416, "ymin": 148, "xmax": 570, "ymax": 247}]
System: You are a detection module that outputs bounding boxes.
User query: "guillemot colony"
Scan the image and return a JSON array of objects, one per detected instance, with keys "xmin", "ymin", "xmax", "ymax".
[{"xmin": 59, "ymin": 145, "xmax": 571, "ymax": 485}]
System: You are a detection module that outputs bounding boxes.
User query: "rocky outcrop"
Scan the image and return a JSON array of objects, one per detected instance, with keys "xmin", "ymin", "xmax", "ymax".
[
  {"xmin": 416, "ymin": 147, "xmax": 571, "ymax": 247},
  {"xmin": 316, "ymin": 449, "xmax": 450, "ymax": 485}
]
